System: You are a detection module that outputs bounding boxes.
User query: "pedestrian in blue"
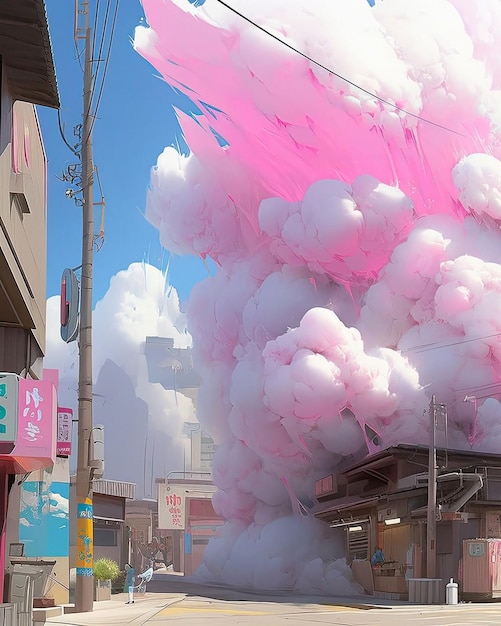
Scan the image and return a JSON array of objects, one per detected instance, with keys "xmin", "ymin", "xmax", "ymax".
[
  {"xmin": 371, "ymin": 546, "xmax": 385, "ymax": 567},
  {"xmin": 125, "ymin": 563, "xmax": 135, "ymax": 604}
]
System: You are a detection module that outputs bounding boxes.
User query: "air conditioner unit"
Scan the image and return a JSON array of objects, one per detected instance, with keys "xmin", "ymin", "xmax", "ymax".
[{"xmin": 397, "ymin": 473, "xmax": 428, "ymax": 490}]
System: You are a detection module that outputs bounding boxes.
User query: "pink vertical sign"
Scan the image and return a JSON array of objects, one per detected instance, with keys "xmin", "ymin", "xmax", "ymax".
[
  {"xmin": 57, "ymin": 408, "xmax": 73, "ymax": 457},
  {"xmin": 14, "ymin": 379, "xmax": 56, "ymax": 464}
]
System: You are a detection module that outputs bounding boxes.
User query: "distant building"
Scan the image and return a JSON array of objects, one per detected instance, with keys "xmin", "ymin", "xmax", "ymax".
[
  {"xmin": 144, "ymin": 336, "xmax": 217, "ymax": 473},
  {"xmin": 183, "ymin": 422, "xmax": 216, "ymax": 474},
  {"xmin": 144, "ymin": 336, "xmax": 201, "ymax": 403},
  {"xmin": 128, "ymin": 337, "xmax": 222, "ymax": 576},
  {"xmin": 157, "ymin": 476, "xmax": 223, "ymax": 576}
]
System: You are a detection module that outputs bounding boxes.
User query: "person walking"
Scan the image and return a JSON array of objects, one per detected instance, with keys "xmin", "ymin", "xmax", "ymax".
[{"xmin": 125, "ymin": 563, "xmax": 135, "ymax": 604}]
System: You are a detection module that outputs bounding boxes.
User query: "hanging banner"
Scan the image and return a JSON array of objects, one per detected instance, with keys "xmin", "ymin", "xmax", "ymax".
[
  {"xmin": 76, "ymin": 498, "xmax": 93, "ymax": 576},
  {"xmin": 158, "ymin": 483, "xmax": 186, "ymax": 530}
]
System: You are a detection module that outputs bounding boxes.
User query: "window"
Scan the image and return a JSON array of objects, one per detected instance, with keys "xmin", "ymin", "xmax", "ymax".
[
  {"xmin": 94, "ymin": 528, "xmax": 117, "ymax": 547},
  {"xmin": 315, "ymin": 475, "xmax": 336, "ymax": 497},
  {"xmin": 347, "ymin": 526, "xmax": 369, "ymax": 562}
]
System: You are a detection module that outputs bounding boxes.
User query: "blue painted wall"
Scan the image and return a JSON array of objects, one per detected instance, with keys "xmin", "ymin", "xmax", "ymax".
[{"xmin": 19, "ymin": 481, "xmax": 70, "ymax": 558}]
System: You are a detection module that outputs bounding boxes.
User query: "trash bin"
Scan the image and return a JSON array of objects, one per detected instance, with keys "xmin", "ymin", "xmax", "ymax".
[
  {"xmin": 10, "ymin": 560, "xmax": 56, "ymax": 600},
  {"xmin": 0, "ymin": 603, "xmax": 18, "ymax": 626},
  {"xmin": 9, "ymin": 573, "xmax": 32, "ymax": 626}
]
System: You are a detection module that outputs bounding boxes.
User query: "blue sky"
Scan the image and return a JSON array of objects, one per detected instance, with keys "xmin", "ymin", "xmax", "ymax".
[{"xmin": 41, "ymin": 1, "xmax": 211, "ymax": 307}]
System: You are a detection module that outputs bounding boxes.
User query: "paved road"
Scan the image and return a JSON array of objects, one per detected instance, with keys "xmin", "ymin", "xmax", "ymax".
[
  {"xmin": 46, "ymin": 575, "xmax": 501, "ymax": 626},
  {"xmin": 154, "ymin": 601, "xmax": 501, "ymax": 625}
]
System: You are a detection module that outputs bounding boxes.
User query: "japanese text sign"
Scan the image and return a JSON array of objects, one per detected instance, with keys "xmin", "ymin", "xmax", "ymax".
[
  {"xmin": 158, "ymin": 484, "xmax": 186, "ymax": 530},
  {"xmin": 57, "ymin": 407, "xmax": 73, "ymax": 457},
  {"xmin": 14, "ymin": 378, "xmax": 56, "ymax": 462}
]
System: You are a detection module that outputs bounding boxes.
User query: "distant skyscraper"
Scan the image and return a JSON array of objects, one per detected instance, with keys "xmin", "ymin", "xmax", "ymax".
[{"xmin": 144, "ymin": 337, "xmax": 216, "ymax": 474}]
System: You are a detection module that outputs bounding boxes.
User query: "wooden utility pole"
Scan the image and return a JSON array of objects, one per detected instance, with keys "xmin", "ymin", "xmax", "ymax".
[
  {"xmin": 74, "ymin": 0, "xmax": 95, "ymax": 612},
  {"xmin": 426, "ymin": 395, "xmax": 437, "ymax": 578}
]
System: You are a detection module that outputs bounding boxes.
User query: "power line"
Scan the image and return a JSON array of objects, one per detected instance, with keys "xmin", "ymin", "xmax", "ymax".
[
  {"xmin": 462, "ymin": 390, "xmax": 501, "ymax": 402},
  {"xmin": 73, "ymin": 39, "xmax": 85, "ymax": 73},
  {"xmin": 403, "ymin": 332, "xmax": 501, "ymax": 354},
  {"xmin": 213, "ymin": 0, "xmax": 464, "ymax": 137},
  {"xmin": 90, "ymin": 0, "xmax": 101, "ymax": 67},
  {"xmin": 87, "ymin": 0, "xmax": 119, "ymax": 139},
  {"xmin": 57, "ymin": 108, "xmax": 80, "ymax": 158},
  {"xmin": 90, "ymin": 0, "xmax": 111, "ymax": 105},
  {"xmin": 456, "ymin": 381, "xmax": 501, "ymax": 394}
]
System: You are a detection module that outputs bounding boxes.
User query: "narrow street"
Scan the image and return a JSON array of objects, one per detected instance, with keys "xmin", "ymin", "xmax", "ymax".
[{"xmin": 47, "ymin": 575, "xmax": 501, "ymax": 626}]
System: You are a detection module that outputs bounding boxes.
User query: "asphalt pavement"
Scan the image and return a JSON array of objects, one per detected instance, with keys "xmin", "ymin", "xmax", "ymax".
[
  {"xmin": 45, "ymin": 574, "xmax": 395, "ymax": 625},
  {"xmin": 45, "ymin": 574, "xmax": 501, "ymax": 626}
]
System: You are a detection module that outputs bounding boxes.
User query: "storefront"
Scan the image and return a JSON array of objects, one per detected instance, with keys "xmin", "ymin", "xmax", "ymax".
[
  {"xmin": 314, "ymin": 445, "xmax": 501, "ymax": 600},
  {"xmin": 0, "ymin": 375, "xmax": 57, "ymax": 602},
  {"xmin": 157, "ymin": 478, "xmax": 223, "ymax": 576}
]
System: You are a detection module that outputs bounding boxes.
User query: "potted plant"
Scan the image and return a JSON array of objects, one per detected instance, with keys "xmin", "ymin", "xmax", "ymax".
[{"xmin": 93, "ymin": 558, "xmax": 120, "ymax": 601}]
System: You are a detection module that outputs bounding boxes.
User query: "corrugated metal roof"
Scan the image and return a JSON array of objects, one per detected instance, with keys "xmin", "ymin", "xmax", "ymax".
[
  {"xmin": 93, "ymin": 479, "xmax": 136, "ymax": 500},
  {"xmin": 0, "ymin": 0, "xmax": 59, "ymax": 108}
]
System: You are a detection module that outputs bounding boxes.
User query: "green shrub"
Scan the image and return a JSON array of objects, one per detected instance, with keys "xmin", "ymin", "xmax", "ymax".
[
  {"xmin": 112, "ymin": 570, "xmax": 127, "ymax": 594},
  {"xmin": 93, "ymin": 558, "xmax": 120, "ymax": 581}
]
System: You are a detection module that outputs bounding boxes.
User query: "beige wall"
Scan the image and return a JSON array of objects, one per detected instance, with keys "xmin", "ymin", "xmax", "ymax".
[
  {"xmin": 46, "ymin": 557, "xmax": 70, "ymax": 606},
  {"xmin": 0, "ymin": 61, "xmax": 49, "ymax": 375}
]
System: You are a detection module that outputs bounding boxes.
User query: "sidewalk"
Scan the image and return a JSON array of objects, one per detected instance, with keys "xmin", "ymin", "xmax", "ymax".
[{"xmin": 46, "ymin": 593, "xmax": 186, "ymax": 625}]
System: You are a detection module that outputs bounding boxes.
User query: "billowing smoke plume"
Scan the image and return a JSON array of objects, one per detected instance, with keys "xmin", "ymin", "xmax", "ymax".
[
  {"xmin": 133, "ymin": 0, "xmax": 501, "ymax": 592},
  {"xmin": 45, "ymin": 263, "xmax": 195, "ymax": 498}
]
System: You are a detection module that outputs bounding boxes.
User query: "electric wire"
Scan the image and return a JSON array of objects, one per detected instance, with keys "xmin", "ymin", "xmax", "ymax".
[
  {"xmin": 57, "ymin": 108, "xmax": 80, "ymax": 158},
  {"xmin": 457, "ymin": 381, "xmax": 501, "ymax": 394},
  {"xmin": 213, "ymin": 0, "xmax": 464, "ymax": 137},
  {"xmin": 462, "ymin": 390, "xmax": 501, "ymax": 402},
  {"xmin": 402, "ymin": 332, "xmax": 501, "ymax": 354},
  {"xmin": 90, "ymin": 0, "xmax": 111, "ymax": 103},
  {"xmin": 74, "ymin": 39, "xmax": 85, "ymax": 73},
  {"xmin": 91, "ymin": 0, "xmax": 101, "ymax": 66},
  {"xmin": 87, "ymin": 0, "xmax": 119, "ymax": 140}
]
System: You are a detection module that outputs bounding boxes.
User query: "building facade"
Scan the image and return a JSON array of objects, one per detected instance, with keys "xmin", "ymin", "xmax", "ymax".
[
  {"xmin": 0, "ymin": 0, "xmax": 60, "ymax": 604},
  {"xmin": 157, "ymin": 477, "xmax": 222, "ymax": 576},
  {"xmin": 69, "ymin": 479, "xmax": 135, "ymax": 579},
  {"xmin": 0, "ymin": 0, "xmax": 59, "ymax": 377},
  {"xmin": 313, "ymin": 445, "xmax": 501, "ymax": 601}
]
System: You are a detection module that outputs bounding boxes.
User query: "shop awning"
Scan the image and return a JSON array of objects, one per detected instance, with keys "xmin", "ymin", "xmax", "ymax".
[{"xmin": 313, "ymin": 496, "xmax": 379, "ymax": 522}]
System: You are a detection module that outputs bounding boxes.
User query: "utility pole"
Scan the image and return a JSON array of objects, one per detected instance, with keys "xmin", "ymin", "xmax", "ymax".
[
  {"xmin": 426, "ymin": 395, "xmax": 437, "ymax": 579},
  {"xmin": 75, "ymin": 0, "xmax": 95, "ymax": 612}
]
